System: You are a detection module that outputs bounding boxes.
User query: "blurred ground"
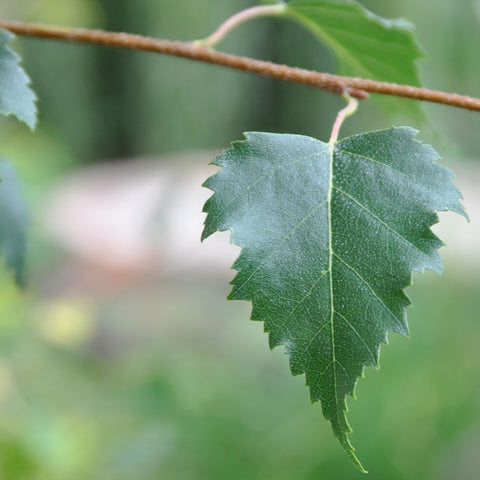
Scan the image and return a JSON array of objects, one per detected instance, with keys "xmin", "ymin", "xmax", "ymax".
[{"xmin": 0, "ymin": 151, "xmax": 475, "ymax": 480}]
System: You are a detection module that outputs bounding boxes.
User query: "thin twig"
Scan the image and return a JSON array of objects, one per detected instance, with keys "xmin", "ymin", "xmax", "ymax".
[
  {"xmin": 1, "ymin": 20, "xmax": 480, "ymax": 111},
  {"xmin": 330, "ymin": 94, "xmax": 359, "ymax": 144},
  {"xmin": 195, "ymin": 4, "xmax": 286, "ymax": 48}
]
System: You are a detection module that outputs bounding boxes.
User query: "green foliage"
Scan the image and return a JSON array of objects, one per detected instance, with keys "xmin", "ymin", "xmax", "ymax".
[
  {"xmin": 0, "ymin": 29, "xmax": 37, "ymax": 129},
  {"xmin": 202, "ymin": 128, "xmax": 466, "ymax": 469},
  {"xmin": 0, "ymin": 0, "xmax": 475, "ymax": 475},
  {"xmin": 284, "ymin": 0, "xmax": 424, "ymax": 118},
  {"xmin": 285, "ymin": 0, "xmax": 423, "ymax": 84},
  {"xmin": 0, "ymin": 160, "xmax": 28, "ymax": 286},
  {"xmin": 0, "ymin": 29, "xmax": 33, "ymax": 285}
]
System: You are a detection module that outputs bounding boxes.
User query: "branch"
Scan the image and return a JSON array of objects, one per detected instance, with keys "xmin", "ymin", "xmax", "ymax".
[{"xmin": 1, "ymin": 20, "xmax": 480, "ymax": 112}]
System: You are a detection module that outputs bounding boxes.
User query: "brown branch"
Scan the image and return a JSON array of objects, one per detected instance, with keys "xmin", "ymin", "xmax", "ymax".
[{"xmin": 1, "ymin": 19, "xmax": 480, "ymax": 111}]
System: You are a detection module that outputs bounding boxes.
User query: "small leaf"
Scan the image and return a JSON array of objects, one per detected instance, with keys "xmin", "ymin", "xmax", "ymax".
[
  {"xmin": 283, "ymin": 0, "xmax": 424, "ymax": 118},
  {"xmin": 0, "ymin": 160, "xmax": 29, "ymax": 286},
  {"xmin": 202, "ymin": 128, "xmax": 466, "ymax": 470},
  {"xmin": 0, "ymin": 28, "xmax": 37, "ymax": 129}
]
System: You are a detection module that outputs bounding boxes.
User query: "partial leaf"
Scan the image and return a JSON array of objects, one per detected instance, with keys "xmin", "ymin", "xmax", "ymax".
[
  {"xmin": 202, "ymin": 128, "xmax": 466, "ymax": 470},
  {"xmin": 0, "ymin": 160, "xmax": 29, "ymax": 286},
  {"xmin": 0, "ymin": 28, "xmax": 37, "ymax": 129},
  {"xmin": 283, "ymin": 0, "xmax": 424, "ymax": 118}
]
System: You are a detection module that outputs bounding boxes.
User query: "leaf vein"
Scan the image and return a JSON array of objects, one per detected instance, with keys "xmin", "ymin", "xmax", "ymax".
[
  {"xmin": 335, "ymin": 147, "xmax": 440, "ymax": 198},
  {"xmin": 332, "ymin": 252, "xmax": 403, "ymax": 332},
  {"xmin": 334, "ymin": 310, "xmax": 377, "ymax": 365},
  {"xmin": 211, "ymin": 148, "xmax": 327, "ymax": 218},
  {"xmin": 277, "ymin": 269, "xmax": 329, "ymax": 331},
  {"xmin": 234, "ymin": 198, "xmax": 328, "ymax": 293},
  {"xmin": 333, "ymin": 186, "xmax": 428, "ymax": 257}
]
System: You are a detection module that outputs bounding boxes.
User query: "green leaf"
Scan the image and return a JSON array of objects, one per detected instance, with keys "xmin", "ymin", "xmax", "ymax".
[
  {"xmin": 283, "ymin": 0, "xmax": 424, "ymax": 118},
  {"xmin": 0, "ymin": 160, "xmax": 29, "ymax": 286},
  {"xmin": 0, "ymin": 28, "xmax": 37, "ymax": 129},
  {"xmin": 202, "ymin": 128, "xmax": 466, "ymax": 470}
]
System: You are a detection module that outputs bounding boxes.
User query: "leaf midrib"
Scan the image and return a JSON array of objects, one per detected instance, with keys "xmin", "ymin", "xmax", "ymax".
[{"xmin": 327, "ymin": 141, "xmax": 339, "ymax": 430}]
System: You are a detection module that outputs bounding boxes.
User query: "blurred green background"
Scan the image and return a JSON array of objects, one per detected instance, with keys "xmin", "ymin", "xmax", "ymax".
[{"xmin": 0, "ymin": 0, "xmax": 479, "ymax": 478}]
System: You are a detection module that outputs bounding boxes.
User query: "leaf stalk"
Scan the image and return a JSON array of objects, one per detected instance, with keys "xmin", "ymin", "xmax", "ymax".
[
  {"xmin": 330, "ymin": 94, "xmax": 359, "ymax": 144},
  {"xmin": 195, "ymin": 4, "xmax": 287, "ymax": 48}
]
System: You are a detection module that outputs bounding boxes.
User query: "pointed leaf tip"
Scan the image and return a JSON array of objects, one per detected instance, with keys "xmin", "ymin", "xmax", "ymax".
[{"xmin": 202, "ymin": 127, "xmax": 465, "ymax": 469}]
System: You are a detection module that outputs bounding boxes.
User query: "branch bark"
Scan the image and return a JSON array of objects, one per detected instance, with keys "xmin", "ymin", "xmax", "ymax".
[{"xmin": 1, "ymin": 19, "xmax": 480, "ymax": 112}]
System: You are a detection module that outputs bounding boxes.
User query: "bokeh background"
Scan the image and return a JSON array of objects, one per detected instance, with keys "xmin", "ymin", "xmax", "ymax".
[{"xmin": 0, "ymin": 0, "xmax": 479, "ymax": 478}]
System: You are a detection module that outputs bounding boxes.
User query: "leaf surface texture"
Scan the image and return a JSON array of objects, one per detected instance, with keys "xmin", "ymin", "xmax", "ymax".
[{"xmin": 202, "ymin": 128, "xmax": 466, "ymax": 469}]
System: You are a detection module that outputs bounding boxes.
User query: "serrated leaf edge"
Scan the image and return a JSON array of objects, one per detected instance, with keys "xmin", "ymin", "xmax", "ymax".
[
  {"xmin": 0, "ymin": 28, "xmax": 38, "ymax": 129},
  {"xmin": 201, "ymin": 128, "xmax": 466, "ymax": 473}
]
